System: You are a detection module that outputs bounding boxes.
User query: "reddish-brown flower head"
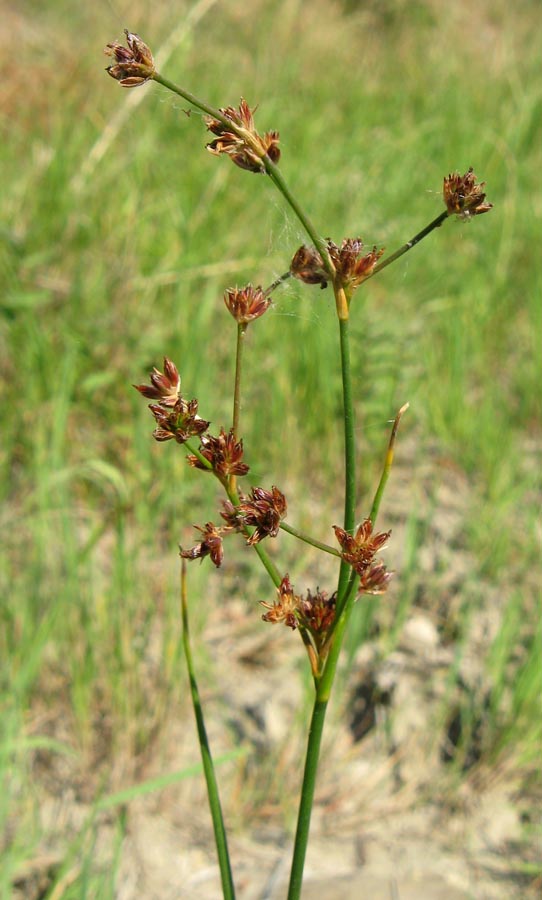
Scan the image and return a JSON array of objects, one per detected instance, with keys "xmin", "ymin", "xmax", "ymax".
[
  {"xmin": 290, "ymin": 246, "xmax": 329, "ymax": 289},
  {"xmin": 205, "ymin": 98, "xmax": 280, "ymax": 173},
  {"xmin": 328, "ymin": 238, "xmax": 384, "ymax": 291},
  {"xmin": 224, "ymin": 284, "xmax": 271, "ymax": 324},
  {"xmin": 443, "ymin": 168, "xmax": 493, "ymax": 219},
  {"xmin": 334, "ymin": 518, "xmax": 391, "ymax": 583},
  {"xmin": 104, "ymin": 30, "xmax": 155, "ymax": 88},
  {"xmin": 358, "ymin": 561, "xmax": 393, "ymax": 595},
  {"xmin": 261, "ymin": 576, "xmax": 337, "ymax": 674},
  {"xmin": 261, "ymin": 574, "xmax": 298, "ymax": 629},
  {"xmin": 187, "ymin": 428, "xmax": 249, "ymax": 477},
  {"xmin": 298, "ymin": 587, "xmax": 336, "ymax": 641},
  {"xmin": 180, "ymin": 522, "xmax": 230, "ymax": 569},
  {"xmin": 148, "ymin": 398, "xmax": 209, "ymax": 444},
  {"xmin": 134, "ymin": 357, "xmax": 181, "ymax": 407},
  {"xmin": 238, "ymin": 485, "xmax": 287, "ymax": 545}
]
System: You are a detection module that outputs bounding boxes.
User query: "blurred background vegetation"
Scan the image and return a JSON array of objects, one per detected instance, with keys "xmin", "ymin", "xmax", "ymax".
[{"xmin": 1, "ymin": 0, "xmax": 540, "ymax": 896}]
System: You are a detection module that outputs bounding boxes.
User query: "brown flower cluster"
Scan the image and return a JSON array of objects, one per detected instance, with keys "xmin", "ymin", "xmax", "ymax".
[
  {"xmin": 328, "ymin": 238, "xmax": 384, "ymax": 290},
  {"xmin": 180, "ymin": 522, "xmax": 233, "ymax": 569},
  {"xmin": 205, "ymin": 99, "xmax": 280, "ymax": 173},
  {"xmin": 334, "ymin": 519, "xmax": 392, "ymax": 594},
  {"xmin": 222, "ymin": 485, "xmax": 287, "ymax": 544},
  {"xmin": 290, "ymin": 239, "xmax": 384, "ymax": 293},
  {"xmin": 260, "ymin": 574, "xmax": 299, "ymax": 628},
  {"xmin": 187, "ymin": 428, "xmax": 249, "ymax": 477},
  {"xmin": 134, "ymin": 358, "xmax": 209, "ymax": 444},
  {"xmin": 443, "ymin": 167, "xmax": 493, "ymax": 219},
  {"xmin": 223, "ymin": 284, "xmax": 272, "ymax": 324},
  {"xmin": 290, "ymin": 246, "xmax": 330, "ymax": 289},
  {"xmin": 104, "ymin": 30, "xmax": 155, "ymax": 88},
  {"xmin": 261, "ymin": 575, "xmax": 337, "ymax": 673}
]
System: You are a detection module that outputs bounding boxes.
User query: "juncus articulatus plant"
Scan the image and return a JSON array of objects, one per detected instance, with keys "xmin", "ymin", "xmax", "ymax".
[{"xmin": 105, "ymin": 30, "xmax": 492, "ymax": 899}]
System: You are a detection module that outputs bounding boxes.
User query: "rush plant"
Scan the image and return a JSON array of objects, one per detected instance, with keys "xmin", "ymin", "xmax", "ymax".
[{"xmin": 104, "ymin": 30, "xmax": 492, "ymax": 899}]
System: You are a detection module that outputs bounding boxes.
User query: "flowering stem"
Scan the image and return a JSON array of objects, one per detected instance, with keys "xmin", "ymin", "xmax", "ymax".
[
  {"xmin": 288, "ymin": 579, "xmax": 360, "ymax": 898},
  {"xmin": 264, "ymin": 271, "xmax": 292, "ymax": 296},
  {"xmin": 369, "ymin": 402, "xmax": 409, "ymax": 524},
  {"xmin": 229, "ymin": 322, "xmax": 247, "ymax": 494},
  {"xmin": 280, "ymin": 521, "xmax": 341, "ymax": 558},
  {"xmin": 336, "ymin": 315, "xmax": 357, "ymax": 605},
  {"xmin": 262, "ymin": 158, "xmax": 334, "ymax": 275},
  {"xmin": 180, "ymin": 561, "xmax": 235, "ymax": 900},
  {"xmin": 288, "ymin": 303, "xmax": 358, "ymax": 897},
  {"xmin": 287, "ymin": 696, "xmax": 328, "ymax": 900},
  {"xmin": 232, "ymin": 324, "xmax": 246, "ymax": 439},
  {"xmin": 152, "ymin": 73, "xmax": 241, "ymax": 130},
  {"xmin": 368, "ymin": 210, "xmax": 449, "ymax": 281}
]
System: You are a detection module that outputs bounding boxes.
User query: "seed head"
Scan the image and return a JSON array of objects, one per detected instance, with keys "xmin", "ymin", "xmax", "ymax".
[
  {"xmin": 187, "ymin": 428, "xmax": 249, "ymax": 477},
  {"xmin": 205, "ymin": 98, "xmax": 280, "ymax": 173},
  {"xmin": 224, "ymin": 284, "xmax": 271, "ymax": 324},
  {"xmin": 180, "ymin": 522, "xmax": 231, "ymax": 569},
  {"xmin": 237, "ymin": 485, "xmax": 287, "ymax": 545},
  {"xmin": 134, "ymin": 357, "xmax": 181, "ymax": 407},
  {"xmin": 290, "ymin": 246, "xmax": 329, "ymax": 289},
  {"xmin": 104, "ymin": 30, "xmax": 155, "ymax": 88},
  {"xmin": 261, "ymin": 574, "xmax": 298, "ymax": 629},
  {"xmin": 358, "ymin": 561, "xmax": 393, "ymax": 595},
  {"xmin": 443, "ymin": 167, "xmax": 493, "ymax": 219},
  {"xmin": 327, "ymin": 238, "xmax": 384, "ymax": 291},
  {"xmin": 334, "ymin": 519, "xmax": 391, "ymax": 581},
  {"xmin": 148, "ymin": 398, "xmax": 209, "ymax": 444}
]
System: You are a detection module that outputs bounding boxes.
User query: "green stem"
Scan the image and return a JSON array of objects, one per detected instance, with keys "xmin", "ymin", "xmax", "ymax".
[
  {"xmin": 232, "ymin": 323, "xmax": 246, "ymax": 439},
  {"xmin": 152, "ymin": 73, "xmax": 240, "ymax": 130},
  {"xmin": 287, "ymin": 697, "xmax": 328, "ymax": 900},
  {"xmin": 229, "ymin": 322, "xmax": 247, "ymax": 495},
  {"xmin": 280, "ymin": 521, "xmax": 340, "ymax": 558},
  {"xmin": 319, "ymin": 576, "xmax": 359, "ymax": 699},
  {"xmin": 264, "ymin": 270, "xmax": 292, "ymax": 296},
  {"xmin": 262, "ymin": 159, "xmax": 333, "ymax": 274},
  {"xmin": 181, "ymin": 562, "xmax": 235, "ymax": 900},
  {"xmin": 184, "ymin": 439, "xmax": 213, "ymax": 470},
  {"xmin": 368, "ymin": 210, "xmax": 449, "ymax": 281},
  {"xmin": 287, "ymin": 308, "xmax": 359, "ymax": 898},
  {"xmin": 336, "ymin": 316, "xmax": 357, "ymax": 607}
]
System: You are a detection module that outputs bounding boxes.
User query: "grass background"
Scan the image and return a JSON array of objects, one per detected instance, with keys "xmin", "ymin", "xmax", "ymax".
[{"xmin": 1, "ymin": 0, "xmax": 541, "ymax": 895}]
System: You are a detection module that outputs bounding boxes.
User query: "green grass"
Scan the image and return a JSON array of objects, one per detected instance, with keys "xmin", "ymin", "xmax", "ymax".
[{"xmin": 1, "ymin": 0, "xmax": 541, "ymax": 895}]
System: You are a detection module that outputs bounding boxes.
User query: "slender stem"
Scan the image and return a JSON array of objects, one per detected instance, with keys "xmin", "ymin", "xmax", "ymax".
[
  {"xmin": 181, "ymin": 561, "xmax": 235, "ymax": 900},
  {"xmin": 251, "ymin": 541, "xmax": 282, "ymax": 587},
  {"xmin": 229, "ymin": 322, "xmax": 247, "ymax": 494},
  {"xmin": 262, "ymin": 159, "xmax": 334, "ymax": 275},
  {"xmin": 264, "ymin": 270, "xmax": 292, "ymax": 296},
  {"xmin": 336, "ymin": 315, "xmax": 357, "ymax": 606},
  {"xmin": 184, "ymin": 439, "xmax": 213, "ymax": 470},
  {"xmin": 368, "ymin": 210, "xmax": 449, "ymax": 281},
  {"xmin": 280, "ymin": 521, "xmax": 341, "ymax": 558},
  {"xmin": 152, "ymin": 73, "xmax": 241, "ymax": 130},
  {"xmin": 287, "ymin": 697, "xmax": 328, "ymax": 900},
  {"xmin": 232, "ymin": 323, "xmax": 246, "ymax": 439},
  {"xmin": 319, "ymin": 575, "xmax": 359, "ymax": 699},
  {"xmin": 369, "ymin": 402, "xmax": 409, "ymax": 524}
]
